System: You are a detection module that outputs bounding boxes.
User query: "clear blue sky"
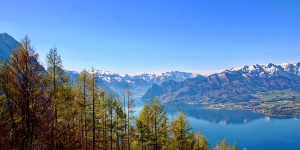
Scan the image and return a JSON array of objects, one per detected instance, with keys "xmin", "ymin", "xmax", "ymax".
[{"xmin": 1, "ymin": 0, "xmax": 300, "ymax": 75}]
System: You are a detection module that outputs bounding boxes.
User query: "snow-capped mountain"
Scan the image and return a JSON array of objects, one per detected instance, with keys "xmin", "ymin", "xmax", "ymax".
[
  {"xmin": 94, "ymin": 70, "xmax": 198, "ymax": 84},
  {"xmin": 227, "ymin": 63, "xmax": 300, "ymax": 79},
  {"xmin": 131, "ymin": 71, "xmax": 198, "ymax": 84},
  {"xmin": 143, "ymin": 62, "xmax": 300, "ymax": 104},
  {"xmin": 66, "ymin": 70, "xmax": 200, "ymax": 99},
  {"xmin": 0, "ymin": 33, "xmax": 198, "ymax": 99},
  {"xmin": 3, "ymin": 32, "xmax": 300, "ymax": 103}
]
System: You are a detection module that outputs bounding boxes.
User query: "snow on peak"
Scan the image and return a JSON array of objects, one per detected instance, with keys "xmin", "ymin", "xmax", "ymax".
[
  {"xmin": 230, "ymin": 66, "xmax": 243, "ymax": 71},
  {"xmin": 281, "ymin": 63, "xmax": 291, "ymax": 67},
  {"xmin": 96, "ymin": 69, "xmax": 114, "ymax": 75},
  {"xmin": 224, "ymin": 62, "xmax": 300, "ymax": 77},
  {"xmin": 119, "ymin": 73, "xmax": 129, "ymax": 77}
]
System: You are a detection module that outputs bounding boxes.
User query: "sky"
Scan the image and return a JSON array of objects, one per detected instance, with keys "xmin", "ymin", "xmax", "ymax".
[{"xmin": 1, "ymin": 0, "xmax": 300, "ymax": 75}]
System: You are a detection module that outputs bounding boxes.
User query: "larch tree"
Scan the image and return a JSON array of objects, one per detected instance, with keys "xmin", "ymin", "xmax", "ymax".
[
  {"xmin": 136, "ymin": 103, "xmax": 151, "ymax": 149},
  {"xmin": 136, "ymin": 98, "xmax": 170, "ymax": 150},
  {"xmin": 113, "ymin": 96, "xmax": 126, "ymax": 150},
  {"xmin": 77, "ymin": 69, "xmax": 92, "ymax": 150},
  {"xmin": 150, "ymin": 98, "xmax": 169, "ymax": 150},
  {"xmin": 56, "ymin": 75, "xmax": 80, "ymax": 149},
  {"xmin": 124, "ymin": 87, "xmax": 135, "ymax": 150},
  {"xmin": 170, "ymin": 111, "xmax": 191, "ymax": 150},
  {"xmin": 46, "ymin": 46, "xmax": 65, "ymax": 149},
  {"xmin": 194, "ymin": 131, "xmax": 209, "ymax": 150},
  {"xmin": 99, "ymin": 88, "xmax": 109, "ymax": 149},
  {"xmin": 213, "ymin": 140, "xmax": 237, "ymax": 150},
  {"xmin": 0, "ymin": 36, "xmax": 50, "ymax": 149},
  {"xmin": 0, "ymin": 60, "xmax": 18, "ymax": 149},
  {"xmin": 90, "ymin": 68, "xmax": 98, "ymax": 150},
  {"xmin": 0, "ymin": 34, "xmax": 238, "ymax": 150},
  {"xmin": 105, "ymin": 94, "xmax": 123, "ymax": 150}
]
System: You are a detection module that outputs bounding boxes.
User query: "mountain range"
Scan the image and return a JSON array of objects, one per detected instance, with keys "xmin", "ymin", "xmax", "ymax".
[
  {"xmin": 1, "ymin": 33, "xmax": 300, "ymax": 116},
  {"xmin": 0, "ymin": 33, "xmax": 199, "ymax": 98},
  {"xmin": 143, "ymin": 63, "xmax": 300, "ymax": 104},
  {"xmin": 66, "ymin": 70, "xmax": 198, "ymax": 99}
]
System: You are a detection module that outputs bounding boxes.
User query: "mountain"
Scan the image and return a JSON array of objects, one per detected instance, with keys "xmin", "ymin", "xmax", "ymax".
[
  {"xmin": 227, "ymin": 63, "xmax": 300, "ymax": 79},
  {"xmin": 142, "ymin": 63, "xmax": 300, "ymax": 104},
  {"xmin": 0, "ymin": 33, "xmax": 46, "ymax": 72},
  {"xmin": 66, "ymin": 70, "xmax": 199, "ymax": 99},
  {"xmin": 0, "ymin": 33, "xmax": 198, "ymax": 99},
  {"xmin": 0, "ymin": 33, "xmax": 19, "ymax": 62}
]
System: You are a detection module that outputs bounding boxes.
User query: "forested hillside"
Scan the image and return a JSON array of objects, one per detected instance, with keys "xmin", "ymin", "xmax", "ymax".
[{"xmin": 0, "ymin": 36, "xmax": 239, "ymax": 149}]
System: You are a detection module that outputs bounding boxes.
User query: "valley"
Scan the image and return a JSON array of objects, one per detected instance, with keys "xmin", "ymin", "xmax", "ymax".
[{"xmin": 1, "ymin": 32, "xmax": 300, "ymax": 117}]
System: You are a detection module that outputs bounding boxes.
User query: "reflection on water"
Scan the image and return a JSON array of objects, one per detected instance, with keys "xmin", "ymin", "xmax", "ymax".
[
  {"xmin": 134, "ymin": 100, "xmax": 300, "ymax": 150},
  {"xmin": 164, "ymin": 104, "xmax": 265, "ymax": 124}
]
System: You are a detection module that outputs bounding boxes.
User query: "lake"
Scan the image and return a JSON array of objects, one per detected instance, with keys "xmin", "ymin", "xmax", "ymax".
[{"xmin": 135, "ymin": 100, "xmax": 300, "ymax": 150}]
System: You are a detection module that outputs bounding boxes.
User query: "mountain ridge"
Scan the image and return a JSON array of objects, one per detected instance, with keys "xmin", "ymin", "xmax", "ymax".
[
  {"xmin": 0, "ymin": 33, "xmax": 199, "ymax": 98},
  {"xmin": 142, "ymin": 62, "xmax": 300, "ymax": 103},
  {"xmin": 66, "ymin": 69, "xmax": 200, "ymax": 98}
]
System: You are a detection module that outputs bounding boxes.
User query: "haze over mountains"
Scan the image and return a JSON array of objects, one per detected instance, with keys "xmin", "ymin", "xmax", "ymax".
[
  {"xmin": 66, "ymin": 69, "xmax": 198, "ymax": 98},
  {"xmin": 0, "ymin": 33, "xmax": 199, "ymax": 98},
  {"xmin": 1, "ymin": 33, "xmax": 300, "ymax": 106}
]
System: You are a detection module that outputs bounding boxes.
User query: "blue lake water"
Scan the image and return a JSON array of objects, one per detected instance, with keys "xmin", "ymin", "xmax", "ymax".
[{"xmin": 135, "ymin": 100, "xmax": 300, "ymax": 150}]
